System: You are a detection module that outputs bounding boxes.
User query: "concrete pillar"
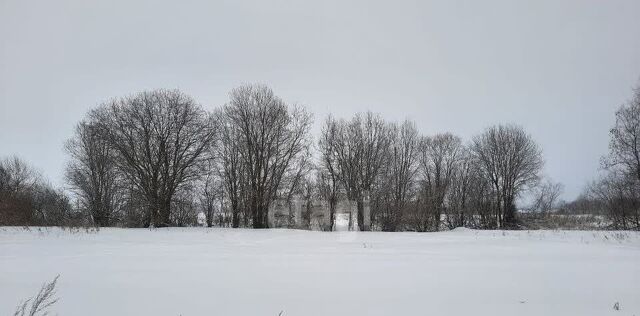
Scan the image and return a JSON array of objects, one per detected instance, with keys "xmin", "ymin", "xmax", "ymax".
[
  {"xmin": 291, "ymin": 195, "xmax": 303, "ymax": 228},
  {"xmin": 363, "ymin": 191, "xmax": 371, "ymax": 231},
  {"xmin": 320, "ymin": 200, "xmax": 330, "ymax": 231},
  {"xmin": 350, "ymin": 201, "xmax": 357, "ymax": 231}
]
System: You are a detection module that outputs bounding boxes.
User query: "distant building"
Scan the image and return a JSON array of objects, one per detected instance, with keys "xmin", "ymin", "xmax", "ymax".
[{"xmin": 268, "ymin": 193, "xmax": 371, "ymax": 231}]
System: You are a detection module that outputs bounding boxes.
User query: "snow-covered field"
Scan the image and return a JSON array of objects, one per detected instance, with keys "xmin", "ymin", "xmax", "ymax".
[{"xmin": 1, "ymin": 228, "xmax": 639, "ymax": 316}]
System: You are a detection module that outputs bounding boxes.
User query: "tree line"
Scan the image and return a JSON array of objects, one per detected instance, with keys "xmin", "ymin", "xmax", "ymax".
[
  {"xmin": 1, "ymin": 83, "xmax": 639, "ymax": 230},
  {"xmin": 585, "ymin": 84, "xmax": 640, "ymax": 230}
]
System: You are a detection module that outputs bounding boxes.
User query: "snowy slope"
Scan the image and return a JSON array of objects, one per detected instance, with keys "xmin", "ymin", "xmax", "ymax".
[{"xmin": 1, "ymin": 227, "xmax": 639, "ymax": 316}]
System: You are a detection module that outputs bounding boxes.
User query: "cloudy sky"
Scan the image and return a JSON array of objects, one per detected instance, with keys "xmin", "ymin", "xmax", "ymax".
[{"xmin": 1, "ymin": 0, "xmax": 639, "ymax": 200}]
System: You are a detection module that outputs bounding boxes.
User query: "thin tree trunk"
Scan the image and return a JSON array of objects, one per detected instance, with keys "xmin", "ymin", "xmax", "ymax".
[{"xmin": 357, "ymin": 198, "xmax": 365, "ymax": 231}]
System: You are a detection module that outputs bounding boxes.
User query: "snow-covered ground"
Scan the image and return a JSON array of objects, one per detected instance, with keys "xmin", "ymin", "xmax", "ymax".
[{"xmin": 1, "ymin": 227, "xmax": 639, "ymax": 316}]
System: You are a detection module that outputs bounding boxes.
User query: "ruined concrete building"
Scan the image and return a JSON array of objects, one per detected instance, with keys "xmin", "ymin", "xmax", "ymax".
[{"xmin": 268, "ymin": 193, "xmax": 371, "ymax": 231}]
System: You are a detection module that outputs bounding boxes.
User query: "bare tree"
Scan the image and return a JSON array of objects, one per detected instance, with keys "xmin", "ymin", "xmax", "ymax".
[
  {"xmin": 317, "ymin": 116, "xmax": 342, "ymax": 230},
  {"xmin": 417, "ymin": 133, "xmax": 463, "ymax": 231},
  {"xmin": 0, "ymin": 156, "xmax": 39, "ymax": 193},
  {"xmin": 120, "ymin": 184, "xmax": 148, "ymax": 227},
  {"xmin": 355, "ymin": 113, "xmax": 393, "ymax": 231},
  {"xmin": 375, "ymin": 120, "xmax": 419, "ymax": 231},
  {"xmin": 65, "ymin": 121, "xmax": 122, "ymax": 226},
  {"xmin": 0, "ymin": 156, "xmax": 39, "ymax": 225},
  {"xmin": 199, "ymin": 171, "xmax": 219, "ymax": 227},
  {"xmin": 444, "ymin": 148, "xmax": 475, "ymax": 229},
  {"xmin": 471, "ymin": 124, "xmax": 544, "ymax": 228},
  {"xmin": 323, "ymin": 112, "xmax": 392, "ymax": 231},
  {"xmin": 91, "ymin": 89, "xmax": 215, "ymax": 227},
  {"xmin": 321, "ymin": 116, "xmax": 364, "ymax": 229},
  {"xmin": 604, "ymin": 84, "xmax": 640, "ymax": 180},
  {"xmin": 0, "ymin": 157, "xmax": 71, "ymax": 226},
  {"xmin": 530, "ymin": 178, "xmax": 564, "ymax": 214},
  {"xmin": 591, "ymin": 83, "xmax": 640, "ymax": 230},
  {"xmin": 588, "ymin": 171, "xmax": 640, "ymax": 230},
  {"xmin": 214, "ymin": 110, "xmax": 247, "ymax": 227},
  {"xmin": 315, "ymin": 170, "xmax": 338, "ymax": 230},
  {"xmin": 171, "ymin": 184, "xmax": 199, "ymax": 227},
  {"xmin": 30, "ymin": 183, "xmax": 73, "ymax": 226},
  {"xmin": 220, "ymin": 84, "xmax": 312, "ymax": 228}
]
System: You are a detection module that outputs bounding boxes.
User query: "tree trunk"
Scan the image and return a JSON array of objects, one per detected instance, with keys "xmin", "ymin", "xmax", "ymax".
[
  {"xmin": 251, "ymin": 198, "xmax": 269, "ymax": 229},
  {"xmin": 503, "ymin": 196, "xmax": 516, "ymax": 229},
  {"xmin": 156, "ymin": 198, "xmax": 172, "ymax": 227},
  {"xmin": 147, "ymin": 197, "xmax": 157, "ymax": 228},
  {"xmin": 206, "ymin": 206, "xmax": 213, "ymax": 227},
  {"xmin": 434, "ymin": 205, "xmax": 442, "ymax": 232},
  {"xmin": 357, "ymin": 198, "xmax": 367, "ymax": 231},
  {"xmin": 262, "ymin": 204, "xmax": 270, "ymax": 229},
  {"xmin": 231, "ymin": 197, "xmax": 240, "ymax": 228},
  {"xmin": 232, "ymin": 206, "xmax": 240, "ymax": 228},
  {"xmin": 251, "ymin": 201, "xmax": 262, "ymax": 228},
  {"xmin": 328, "ymin": 197, "xmax": 336, "ymax": 231}
]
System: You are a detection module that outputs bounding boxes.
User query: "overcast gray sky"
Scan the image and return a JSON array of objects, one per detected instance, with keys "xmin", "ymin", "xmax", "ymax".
[{"xmin": 1, "ymin": 0, "xmax": 639, "ymax": 200}]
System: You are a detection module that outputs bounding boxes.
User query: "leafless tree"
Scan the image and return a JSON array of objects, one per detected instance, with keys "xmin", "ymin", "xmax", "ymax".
[
  {"xmin": 471, "ymin": 124, "xmax": 544, "ymax": 228},
  {"xmin": 65, "ymin": 121, "xmax": 122, "ymax": 226},
  {"xmin": 278, "ymin": 149, "xmax": 315, "ymax": 228},
  {"xmin": 375, "ymin": 120, "xmax": 419, "ymax": 231},
  {"xmin": 294, "ymin": 174, "xmax": 317, "ymax": 229},
  {"xmin": 30, "ymin": 183, "xmax": 73, "ymax": 226},
  {"xmin": 444, "ymin": 148, "xmax": 475, "ymax": 229},
  {"xmin": 557, "ymin": 193, "xmax": 605, "ymax": 215},
  {"xmin": 198, "ymin": 171, "xmax": 220, "ymax": 227},
  {"xmin": 214, "ymin": 109, "xmax": 248, "ymax": 227},
  {"xmin": 317, "ymin": 116, "xmax": 342, "ymax": 230},
  {"xmin": 417, "ymin": 133, "xmax": 463, "ymax": 231},
  {"xmin": 0, "ymin": 156, "xmax": 39, "ymax": 225},
  {"xmin": 0, "ymin": 163, "xmax": 5, "ymax": 191},
  {"xmin": 91, "ymin": 89, "xmax": 215, "ymax": 227},
  {"xmin": 171, "ymin": 185, "xmax": 199, "ymax": 227},
  {"xmin": 355, "ymin": 113, "xmax": 393, "ymax": 230},
  {"xmin": 530, "ymin": 178, "xmax": 564, "ymax": 214},
  {"xmin": 604, "ymin": 84, "xmax": 640, "ymax": 180},
  {"xmin": 0, "ymin": 156, "xmax": 39, "ymax": 193},
  {"xmin": 120, "ymin": 184, "xmax": 148, "ymax": 227},
  {"xmin": 280, "ymin": 147, "xmax": 314, "ymax": 201},
  {"xmin": 588, "ymin": 171, "xmax": 640, "ymax": 230},
  {"xmin": 0, "ymin": 157, "xmax": 72, "ymax": 226},
  {"xmin": 219, "ymin": 84, "xmax": 312, "ymax": 228},
  {"xmin": 322, "ymin": 112, "xmax": 392, "ymax": 231},
  {"xmin": 588, "ymin": 83, "xmax": 640, "ymax": 230},
  {"xmin": 315, "ymin": 170, "xmax": 338, "ymax": 230}
]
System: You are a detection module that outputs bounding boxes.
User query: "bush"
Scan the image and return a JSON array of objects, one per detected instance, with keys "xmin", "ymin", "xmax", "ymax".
[{"xmin": 13, "ymin": 275, "xmax": 59, "ymax": 316}]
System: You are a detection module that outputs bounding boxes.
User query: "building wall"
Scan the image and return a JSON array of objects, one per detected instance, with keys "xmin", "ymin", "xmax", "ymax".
[{"xmin": 268, "ymin": 194, "xmax": 370, "ymax": 231}]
